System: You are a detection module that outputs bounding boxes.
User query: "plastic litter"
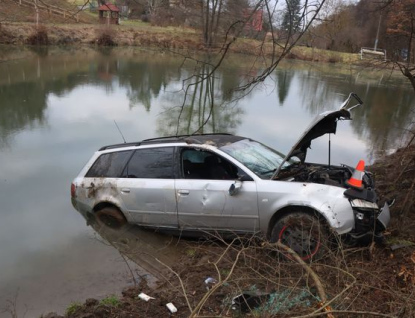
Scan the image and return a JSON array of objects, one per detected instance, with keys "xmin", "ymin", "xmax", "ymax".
[
  {"xmin": 204, "ymin": 277, "xmax": 218, "ymax": 290},
  {"xmin": 204, "ymin": 277, "xmax": 217, "ymax": 284},
  {"xmin": 231, "ymin": 293, "xmax": 270, "ymax": 313},
  {"xmin": 138, "ymin": 292, "xmax": 155, "ymax": 301},
  {"xmin": 166, "ymin": 302, "xmax": 177, "ymax": 313}
]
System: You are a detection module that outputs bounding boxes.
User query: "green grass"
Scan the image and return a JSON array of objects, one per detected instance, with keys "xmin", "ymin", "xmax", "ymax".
[
  {"xmin": 185, "ymin": 248, "xmax": 197, "ymax": 257},
  {"xmin": 99, "ymin": 295, "xmax": 121, "ymax": 307},
  {"xmin": 120, "ymin": 20, "xmax": 150, "ymax": 28},
  {"xmin": 65, "ymin": 302, "xmax": 82, "ymax": 316}
]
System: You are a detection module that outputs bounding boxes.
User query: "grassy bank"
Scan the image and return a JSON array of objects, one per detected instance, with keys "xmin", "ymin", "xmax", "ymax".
[{"xmin": 0, "ymin": 21, "xmax": 360, "ymax": 64}]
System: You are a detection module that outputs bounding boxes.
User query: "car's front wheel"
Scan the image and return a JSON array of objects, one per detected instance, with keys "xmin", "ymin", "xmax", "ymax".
[
  {"xmin": 95, "ymin": 206, "xmax": 127, "ymax": 229},
  {"xmin": 270, "ymin": 211, "xmax": 328, "ymax": 261}
]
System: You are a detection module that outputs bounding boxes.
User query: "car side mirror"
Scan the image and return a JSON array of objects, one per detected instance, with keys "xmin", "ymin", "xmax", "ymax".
[{"xmin": 229, "ymin": 180, "xmax": 242, "ymax": 196}]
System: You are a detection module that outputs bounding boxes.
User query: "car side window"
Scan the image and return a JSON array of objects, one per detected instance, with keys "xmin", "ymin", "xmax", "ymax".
[
  {"xmin": 85, "ymin": 151, "xmax": 132, "ymax": 178},
  {"xmin": 122, "ymin": 147, "xmax": 174, "ymax": 179},
  {"xmin": 181, "ymin": 148, "xmax": 242, "ymax": 180}
]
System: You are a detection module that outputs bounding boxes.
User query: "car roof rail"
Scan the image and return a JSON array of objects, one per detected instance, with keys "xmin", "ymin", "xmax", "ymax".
[
  {"xmin": 98, "ymin": 133, "xmax": 235, "ymax": 151},
  {"xmin": 98, "ymin": 142, "xmax": 141, "ymax": 151},
  {"xmin": 141, "ymin": 133, "xmax": 234, "ymax": 144}
]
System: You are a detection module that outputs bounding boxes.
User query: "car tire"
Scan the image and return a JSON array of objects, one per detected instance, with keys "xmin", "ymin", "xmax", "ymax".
[
  {"xmin": 270, "ymin": 211, "xmax": 328, "ymax": 261},
  {"xmin": 95, "ymin": 206, "xmax": 127, "ymax": 229}
]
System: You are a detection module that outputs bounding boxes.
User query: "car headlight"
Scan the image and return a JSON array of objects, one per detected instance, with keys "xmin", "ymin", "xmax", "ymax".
[{"xmin": 350, "ymin": 199, "xmax": 378, "ymax": 210}]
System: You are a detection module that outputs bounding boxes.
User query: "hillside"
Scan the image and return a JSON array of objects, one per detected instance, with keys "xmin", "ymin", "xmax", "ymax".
[{"xmin": 0, "ymin": 0, "xmax": 95, "ymax": 24}]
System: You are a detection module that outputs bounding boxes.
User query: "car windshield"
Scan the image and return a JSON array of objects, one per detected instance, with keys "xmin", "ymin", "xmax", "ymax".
[{"xmin": 220, "ymin": 139, "xmax": 296, "ymax": 179}]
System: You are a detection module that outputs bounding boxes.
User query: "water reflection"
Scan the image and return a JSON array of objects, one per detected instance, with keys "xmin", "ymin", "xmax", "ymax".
[
  {"xmin": 157, "ymin": 63, "xmax": 245, "ymax": 135},
  {"xmin": 289, "ymin": 64, "xmax": 415, "ymax": 155},
  {"xmin": 276, "ymin": 69, "xmax": 294, "ymax": 105},
  {"xmin": 0, "ymin": 82, "xmax": 47, "ymax": 147},
  {"xmin": 90, "ymin": 223, "xmax": 184, "ymax": 287},
  {"xmin": 0, "ymin": 47, "xmax": 413, "ymax": 155}
]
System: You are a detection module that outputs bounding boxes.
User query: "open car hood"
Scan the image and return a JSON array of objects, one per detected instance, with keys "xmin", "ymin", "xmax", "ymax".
[{"xmin": 273, "ymin": 93, "xmax": 363, "ymax": 179}]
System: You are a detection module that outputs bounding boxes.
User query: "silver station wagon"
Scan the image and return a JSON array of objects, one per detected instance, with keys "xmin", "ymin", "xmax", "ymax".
[{"xmin": 71, "ymin": 93, "xmax": 390, "ymax": 259}]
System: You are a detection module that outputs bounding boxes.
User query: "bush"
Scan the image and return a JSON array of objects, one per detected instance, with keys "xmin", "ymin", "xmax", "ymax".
[
  {"xmin": 26, "ymin": 25, "xmax": 48, "ymax": 45},
  {"xmin": 96, "ymin": 28, "xmax": 117, "ymax": 46}
]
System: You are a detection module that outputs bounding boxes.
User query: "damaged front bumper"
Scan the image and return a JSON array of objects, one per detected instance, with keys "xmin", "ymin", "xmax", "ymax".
[
  {"xmin": 347, "ymin": 201, "xmax": 390, "ymax": 244},
  {"xmin": 377, "ymin": 202, "xmax": 391, "ymax": 229}
]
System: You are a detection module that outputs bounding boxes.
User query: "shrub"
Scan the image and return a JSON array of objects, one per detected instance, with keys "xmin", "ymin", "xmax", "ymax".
[
  {"xmin": 65, "ymin": 302, "xmax": 82, "ymax": 316},
  {"xmin": 96, "ymin": 28, "xmax": 117, "ymax": 46},
  {"xmin": 26, "ymin": 25, "xmax": 48, "ymax": 45}
]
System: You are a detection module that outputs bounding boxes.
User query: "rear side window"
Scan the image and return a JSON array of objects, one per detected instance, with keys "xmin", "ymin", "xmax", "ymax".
[
  {"xmin": 85, "ymin": 151, "xmax": 132, "ymax": 178},
  {"xmin": 122, "ymin": 147, "xmax": 174, "ymax": 179}
]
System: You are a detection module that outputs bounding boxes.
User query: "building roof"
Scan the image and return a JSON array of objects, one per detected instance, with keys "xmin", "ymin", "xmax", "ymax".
[{"xmin": 98, "ymin": 3, "xmax": 120, "ymax": 11}]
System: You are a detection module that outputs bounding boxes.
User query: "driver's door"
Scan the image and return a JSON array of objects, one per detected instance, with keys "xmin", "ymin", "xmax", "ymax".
[{"xmin": 175, "ymin": 147, "xmax": 259, "ymax": 233}]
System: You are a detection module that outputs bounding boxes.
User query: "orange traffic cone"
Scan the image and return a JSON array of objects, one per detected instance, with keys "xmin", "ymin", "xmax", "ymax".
[{"xmin": 346, "ymin": 160, "xmax": 365, "ymax": 190}]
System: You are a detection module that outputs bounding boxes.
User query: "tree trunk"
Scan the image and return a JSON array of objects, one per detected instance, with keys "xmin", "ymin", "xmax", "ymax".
[{"xmin": 34, "ymin": 0, "xmax": 39, "ymax": 27}]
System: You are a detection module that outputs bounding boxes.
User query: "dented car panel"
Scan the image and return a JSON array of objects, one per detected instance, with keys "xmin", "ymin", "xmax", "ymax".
[
  {"xmin": 255, "ymin": 180, "xmax": 356, "ymax": 235},
  {"xmin": 175, "ymin": 178, "xmax": 259, "ymax": 232}
]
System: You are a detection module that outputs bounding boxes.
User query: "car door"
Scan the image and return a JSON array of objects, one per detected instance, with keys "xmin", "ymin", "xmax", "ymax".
[
  {"xmin": 118, "ymin": 146, "xmax": 178, "ymax": 228},
  {"xmin": 175, "ymin": 147, "xmax": 259, "ymax": 233}
]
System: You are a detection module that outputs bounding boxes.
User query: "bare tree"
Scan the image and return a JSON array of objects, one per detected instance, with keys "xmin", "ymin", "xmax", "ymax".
[
  {"xmin": 386, "ymin": 0, "xmax": 415, "ymax": 90},
  {"xmin": 171, "ymin": 0, "xmax": 327, "ymax": 133},
  {"xmin": 200, "ymin": 0, "xmax": 225, "ymax": 47}
]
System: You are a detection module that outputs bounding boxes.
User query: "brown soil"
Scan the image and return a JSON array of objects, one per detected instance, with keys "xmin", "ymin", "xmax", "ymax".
[
  {"xmin": 43, "ymin": 240, "xmax": 415, "ymax": 318},
  {"xmin": 369, "ymin": 144, "xmax": 415, "ymax": 241}
]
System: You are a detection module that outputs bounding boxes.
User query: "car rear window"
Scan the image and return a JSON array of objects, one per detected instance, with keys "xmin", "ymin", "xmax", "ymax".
[
  {"xmin": 85, "ymin": 151, "xmax": 132, "ymax": 178},
  {"xmin": 122, "ymin": 147, "xmax": 174, "ymax": 179}
]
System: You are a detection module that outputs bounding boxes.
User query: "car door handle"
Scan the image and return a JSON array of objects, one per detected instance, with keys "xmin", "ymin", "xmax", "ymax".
[
  {"xmin": 121, "ymin": 188, "xmax": 130, "ymax": 193},
  {"xmin": 177, "ymin": 190, "xmax": 190, "ymax": 195}
]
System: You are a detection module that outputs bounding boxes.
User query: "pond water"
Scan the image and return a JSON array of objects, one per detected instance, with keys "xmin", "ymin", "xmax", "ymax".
[{"xmin": 0, "ymin": 45, "xmax": 414, "ymax": 317}]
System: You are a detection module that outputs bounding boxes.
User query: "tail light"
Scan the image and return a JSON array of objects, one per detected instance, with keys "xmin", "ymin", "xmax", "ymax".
[{"xmin": 71, "ymin": 183, "xmax": 76, "ymax": 198}]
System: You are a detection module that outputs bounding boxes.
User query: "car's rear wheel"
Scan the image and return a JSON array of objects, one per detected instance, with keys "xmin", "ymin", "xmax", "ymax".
[
  {"xmin": 270, "ymin": 211, "xmax": 328, "ymax": 261},
  {"xmin": 95, "ymin": 206, "xmax": 127, "ymax": 229}
]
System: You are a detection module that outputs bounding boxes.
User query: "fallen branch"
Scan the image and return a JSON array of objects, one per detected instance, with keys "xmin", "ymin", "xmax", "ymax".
[
  {"xmin": 155, "ymin": 258, "xmax": 194, "ymax": 313},
  {"xmin": 293, "ymin": 310, "xmax": 397, "ymax": 318}
]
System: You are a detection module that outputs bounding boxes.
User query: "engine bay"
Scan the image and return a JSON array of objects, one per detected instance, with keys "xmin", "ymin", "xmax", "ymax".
[{"xmin": 276, "ymin": 163, "xmax": 354, "ymax": 188}]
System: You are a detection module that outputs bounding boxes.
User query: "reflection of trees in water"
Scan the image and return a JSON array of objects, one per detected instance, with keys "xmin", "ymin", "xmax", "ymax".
[
  {"xmin": 296, "ymin": 69, "xmax": 350, "ymax": 113},
  {"xmin": 0, "ymin": 72, "xmax": 87, "ymax": 148},
  {"xmin": 291, "ymin": 66, "xmax": 415, "ymax": 155},
  {"xmin": 0, "ymin": 82, "xmax": 47, "ymax": 147},
  {"xmin": 118, "ymin": 59, "xmax": 182, "ymax": 112},
  {"xmin": 0, "ymin": 51, "xmax": 181, "ymax": 147},
  {"xmin": 352, "ymin": 89, "xmax": 415, "ymax": 157},
  {"xmin": 2, "ymin": 48, "xmax": 414, "ymax": 155},
  {"xmin": 156, "ymin": 64, "xmax": 244, "ymax": 136},
  {"xmin": 276, "ymin": 69, "xmax": 294, "ymax": 105}
]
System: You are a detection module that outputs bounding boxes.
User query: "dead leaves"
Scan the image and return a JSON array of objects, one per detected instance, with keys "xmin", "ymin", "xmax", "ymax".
[{"xmin": 397, "ymin": 251, "xmax": 415, "ymax": 286}]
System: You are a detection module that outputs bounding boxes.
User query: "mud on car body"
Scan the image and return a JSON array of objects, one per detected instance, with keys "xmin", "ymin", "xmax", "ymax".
[{"xmin": 71, "ymin": 93, "xmax": 390, "ymax": 260}]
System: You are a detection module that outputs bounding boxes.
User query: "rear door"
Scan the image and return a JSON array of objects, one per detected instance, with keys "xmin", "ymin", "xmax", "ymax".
[
  {"xmin": 118, "ymin": 146, "xmax": 178, "ymax": 228},
  {"xmin": 175, "ymin": 147, "xmax": 259, "ymax": 232}
]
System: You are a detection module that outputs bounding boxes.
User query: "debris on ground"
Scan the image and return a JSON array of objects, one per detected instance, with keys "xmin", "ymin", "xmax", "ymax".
[{"xmin": 52, "ymin": 146, "xmax": 415, "ymax": 317}]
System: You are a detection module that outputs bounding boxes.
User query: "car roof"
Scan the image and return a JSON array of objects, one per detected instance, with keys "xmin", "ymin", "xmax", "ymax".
[{"xmin": 98, "ymin": 133, "xmax": 247, "ymax": 151}]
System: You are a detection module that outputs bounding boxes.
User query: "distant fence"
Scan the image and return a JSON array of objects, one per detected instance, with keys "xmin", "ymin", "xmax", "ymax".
[
  {"xmin": 13, "ymin": 0, "xmax": 79, "ymax": 22},
  {"xmin": 360, "ymin": 47, "xmax": 387, "ymax": 61}
]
